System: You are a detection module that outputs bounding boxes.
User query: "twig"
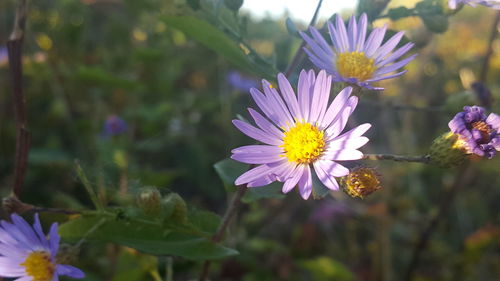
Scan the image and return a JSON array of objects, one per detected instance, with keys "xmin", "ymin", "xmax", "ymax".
[
  {"xmin": 403, "ymin": 163, "xmax": 474, "ymax": 281},
  {"xmin": 2, "ymin": 196, "xmax": 81, "ymax": 215},
  {"xmin": 479, "ymin": 11, "xmax": 500, "ymax": 82},
  {"xmin": 363, "ymin": 154, "xmax": 431, "ymax": 164},
  {"xmin": 7, "ymin": 0, "xmax": 30, "ymax": 198},
  {"xmin": 284, "ymin": 0, "xmax": 323, "ymax": 77},
  {"xmin": 198, "ymin": 186, "xmax": 247, "ymax": 281},
  {"xmin": 360, "ymin": 100, "xmax": 443, "ymax": 112}
]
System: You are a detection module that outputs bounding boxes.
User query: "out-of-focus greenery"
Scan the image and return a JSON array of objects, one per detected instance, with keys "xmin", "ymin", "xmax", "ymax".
[{"xmin": 0, "ymin": 0, "xmax": 499, "ymax": 280}]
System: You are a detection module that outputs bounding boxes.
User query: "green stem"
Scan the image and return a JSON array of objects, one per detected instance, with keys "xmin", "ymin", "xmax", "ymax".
[
  {"xmin": 363, "ymin": 154, "xmax": 431, "ymax": 164},
  {"xmin": 165, "ymin": 257, "xmax": 173, "ymax": 281},
  {"xmin": 75, "ymin": 160, "xmax": 104, "ymax": 211}
]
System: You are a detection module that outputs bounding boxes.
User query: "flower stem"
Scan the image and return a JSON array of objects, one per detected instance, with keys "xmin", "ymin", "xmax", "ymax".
[
  {"xmin": 7, "ymin": 0, "xmax": 30, "ymax": 199},
  {"xmin": 363, "ymin": 154, "xmax": 431, "ymax": 164},
  {"xmin": 75, "ymin": 160, "xmax": 104, "ymax": 211},
  {"xmin": 198, "ymin": 186, "xmax": 247, "ymax": 281},
  {"xmin": 284, "ymin": 0, "xmax": 323, "ymax": 77}
]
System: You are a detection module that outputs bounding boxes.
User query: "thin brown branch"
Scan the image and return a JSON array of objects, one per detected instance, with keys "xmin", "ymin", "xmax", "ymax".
[
  {"xmin": 198, "ymin": 186, "xmax": 247, "ymax": 281},
  {"xmin": 363, "ymin": 154, "xmax": 431, "ymax": 164},
  {"xmin": 284, "ymin": 0, "xmax": 323, "ymax": 77},
  {"xmin": 479, "ymin": 11, "xmax": 500, "ymax": 82},
  {"xmin": 7, "ymin": 0, "xmax": 30, "ymax": 198}
]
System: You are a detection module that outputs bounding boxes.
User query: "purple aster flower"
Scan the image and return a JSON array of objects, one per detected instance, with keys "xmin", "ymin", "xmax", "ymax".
[
  {"xmin": 448, "ymin": 106, "xmax": 499, "ymax": 159},
  {"xmin": 449, "ymin": 0, "xmax": 500, "ymax": 9},
  {"xmin": 226, "ymin": 71, "xmax": 258, "ymax": 92},
  {"xmin": 300, "ymin": 13, "xmax": 416, "ymax": 90},
  {"xmin": 0, "ymin": 213, "xmax": 85, "ymax": 281},
  {"xmin": 102, "ymin": 115, "xmax": 128, "ymax": 136},
  {"xmin": 231, "ymin": 69, "xmax": 371, "ymax": 200}
]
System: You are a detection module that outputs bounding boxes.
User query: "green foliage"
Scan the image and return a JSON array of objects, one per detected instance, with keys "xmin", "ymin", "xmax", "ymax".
[
  {"xmin": 59, "ymin": 210, "xmax": 238, "ymax": 260},
  {"xmin": 162, "ymin": 15, "xmax": 276, "ymax": 79},
  {"xmin": 300, "ymin": 256, "xmax": 355, "ymax": 281}
]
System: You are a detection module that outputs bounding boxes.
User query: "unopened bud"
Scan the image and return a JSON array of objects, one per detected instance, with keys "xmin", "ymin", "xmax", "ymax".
[
  {"xmin": 429, "ymin": 132, "xmax": 468, "ymax": 168},
  {"xmin": 341, "ymin": 167, "xmax": 382, "ymax": 199},
  {"xmin": 163, "ymin": 193, "xmax": 188, "ymax": 224},
  {"xmin": 136, "ymin": 187, "xmax": 162, "ymax": 216}
]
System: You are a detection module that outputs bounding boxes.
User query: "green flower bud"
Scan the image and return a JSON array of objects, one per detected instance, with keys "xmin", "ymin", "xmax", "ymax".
[
  {"xmin": 136, "ymin": 187, "xmax": 162, "ymax": 216},
  {"xmin": 429, "ymin": 132, "xmax": 468, "ymax": 168},
  {"xmin": 163, "ymin": 193, "xmax": 188, "ymax": 224},
  {"xmin": 420, "ymin": 13, "xmax": 449, "ymax": 33}
]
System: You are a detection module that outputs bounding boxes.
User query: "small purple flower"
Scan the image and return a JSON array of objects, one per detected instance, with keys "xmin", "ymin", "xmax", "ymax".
[
  {"xmin": 103, "ymin": 115, "xmax": 128, "ymax": 136},
  {"xmin": 0, "ymin": 213, "xmax": 85, "ymax": 281},
  {"xmin": 300, "ymin": 13, "xmax": 416, "ymax": 90},
  {"xmin": 309, "ymin": 201, "xmax": 351, "ymax": 223},
  {"xmin": 0, "ymin": 46, "xmax": 8, "ymax": 65},
  {"xmin": 448, "ymin": 106, "xmax": 499, "ymax": 159},
  {"xmin": 226, "ymin": 71, "xmax": 258, "ymax": 92},
  {"xmin": 449, "ymin": 0, "xmax": 500, "ymax": 9},
  {"xmin": 231, "ymin": 69, "xmax": 371, "ymax": 200}
]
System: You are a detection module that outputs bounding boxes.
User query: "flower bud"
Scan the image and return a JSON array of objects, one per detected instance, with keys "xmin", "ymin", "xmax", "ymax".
[
  {"xmin": 341, "ymin": 167, "xmax": 382, "ymax": 199},
  {"xmin": 163, "ymin": 193, "xmax": 188, "ymax": 224},
  {"xmin": 429, "ymin": 132, "xmax": 468, "ymax": 168},
  {"xmin": 136, "ymin": 187, "xmax": 162, "ymax": 216}
]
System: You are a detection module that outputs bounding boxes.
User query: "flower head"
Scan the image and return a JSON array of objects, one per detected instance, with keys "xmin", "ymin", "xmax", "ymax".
[
  {"xmin": 102, "ymin": 115, "xmax": 128, "ymax": 137},
  {"xmin": 300, "ymin": 13, "xmax": 416, "ymax": 90},
  {"xmin": 340, "ymin": 167, "xmax": 381, "ymax": 198},
  {"xmin": 448, "ymin": 106, "xmax": 499, "ymax": 158},
  {"xmin": 449, "ymin": 0, "xmax": 500, "ymax": 9},
  {"xmin": 231, "ymin": 70, "xmax": 371, "ymax": 200},
  {"xmin": 0, "ymin": 213, "xmax": 84, "ymax": 281}
]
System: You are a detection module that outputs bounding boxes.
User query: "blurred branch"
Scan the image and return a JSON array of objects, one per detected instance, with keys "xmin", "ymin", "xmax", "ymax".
[
  {"xmin": 2, "ymin": 196, "xmax": 81, "ymax": 215},
  {"xmin": 360, "ymin": 100, "xmax": 444, "ymax": 112},
  {"xmin": 199, "ymin": 186, "xmax": 247, "ymax": 281},
  {"xmin": 479, "ymin": 11, "xmax": 500, "ymax": 82},
  {"xmin": 7, "ymin": 0, "xmax": 30, "ymax": 199},
  {"xmin": 404, "ymin": 163, "xmax": 475, "ymax": 281},
  {"xmin": 284, "ymin": 0, "xmax": 323, "ymax": 77},
  {"xmin": 363, "ymin": 154, "xmax": 431, "ymax": 163}
]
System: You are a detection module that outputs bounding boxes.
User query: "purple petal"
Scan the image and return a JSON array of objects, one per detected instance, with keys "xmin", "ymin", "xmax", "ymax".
[
  {"xmin": 374, "ymin": 54, "xmax": 417, "ymax": 76},
  {"xmin": 323, "ymin": 149, "xmax": 364, "ymax": 161},
  {"xmin": 325, "ymin": 96, "xmax": 358, "ymax": 138},
  {"xmin": 57, "ymin": 264, "xmax": 85, "ymax": 278},
  {"xmin": 262, "ymin": 80, "xmax": 295, "ymax": 126},
  {"xmin": 277, "ymin": 73, "xmax": 302, "ymax": 121},
  {"xmin": 374, "ymin": 31, "xmax": 404, "ymax": 62},
  {"xmin": 317, "ymin": 160, "xmax": 350, "ymax": 177},
  {"xmin": 235, "ymin": 165, "xmax": 271, "ymax": 186},
  {"xmin": 486, "ymin": 113, "xmax": 500, "ymax": 131},
  {"xmin": 377, "ymin": 42, "xmax": 414, "ymax": 67},
  {"xmin": 356, "ymin": 13, "xmax": 368, "ymax": 51},
  {"xmin": 49, "ymin": 223, "xmax": 60, "ymax": 255},
  {"xmin": 335, "ymin": 15, "xmax": 350, "ymax": 52},
  {"xmin": 320, "ymin": 86, "xmax": 352, "ymax": 129},
  {"xmin": 282, "ymin": 165, "xmax": 304, "ymax": 193},
  {"xmin": 313, "ymin": 161, "xmax": 340, "ymax": 190},
  {"xmin": 364, "ymin": 25, "xmax": 387, "ymax": 57},
  {"xmin": 248, "ymin": 108, "xmax": 284, "ymax": 139},
  {"xmin": 309, "ymin": 70, "xmax": 331, "ymax": 123},
  {"xmin": 232, "ymin": 120, "xmax": 282, "ymax": 146},
  {"xmin": 298, "ymin": 165, "xmax": 313, "ymax": 200},
  {"xmin": 347, "ymin": 15, "xmax": 358, "ymax": 51},
  {"xmin": 298, "ymin": 70, "xmax": 312, "ymax": 122}
]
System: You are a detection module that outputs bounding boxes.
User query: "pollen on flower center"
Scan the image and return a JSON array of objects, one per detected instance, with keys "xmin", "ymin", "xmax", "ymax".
[
  {"xmin": 281, "ymin": 123, "xmax": 325, "ymax": 163},
  {"xmin": 336, "ymin": 51, "xmax": 376, "ymax": 82},
  {"xmin": 21, "ymin": 251, "xmax": 55, "ymax": 281},
  {"xmin": 471, "ymin": 121, "xmax": 493, "ymax": 142}
]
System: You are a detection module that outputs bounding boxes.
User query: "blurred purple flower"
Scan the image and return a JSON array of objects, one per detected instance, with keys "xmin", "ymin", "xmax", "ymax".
[
  {"xmin": 300, "ymin": 13, "xmax": 416, "ymax": 90},
  {"xmin": 226, "ymin": 71, "xmax": 258, "ymax": 92},
  {"xmin": 0, "ymin": 46, "xmax": 8, "ymax": 65},
  {"xmin": 449, "ymin": 0, "xmax": 500, "ymax": 9},
  {"xmin": 309, "ymin": 201, "xmax": 351, "ymax": 223},
  {"xmin": 103, "ymin": 115, "xmax": 128, "ymax": 136},
  {"xmin": 448, "ymin": 106, "xmax": 499, "ymax": 158}
]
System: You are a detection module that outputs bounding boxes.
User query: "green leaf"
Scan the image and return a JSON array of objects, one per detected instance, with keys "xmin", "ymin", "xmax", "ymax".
[
  {"xmin": 59, "ymin": 213, "xmax": 238, "ymax": 260},
  {"xmin": 300, "ymin": 256, "xmax": 355, "ymax": 281},
  {"xmin": 162, "ymin": 15, "xmax": 275, "ymax": 79},
  {"xmin": 214, "ymin": 159, "xmax": 285, "ymax": 202}
]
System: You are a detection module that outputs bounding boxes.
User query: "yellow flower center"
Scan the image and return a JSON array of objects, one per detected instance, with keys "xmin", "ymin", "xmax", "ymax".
[
  {"xmin": 281, "ymin": 123, "xmax": 325, "ymax": 163},
  {"xmin": 336, "ymin": 51, "xmax": 376, "ymax": 82},
  {"xmin": 21, "ymin": 251, "xmax": 55, "ymax": 281}
]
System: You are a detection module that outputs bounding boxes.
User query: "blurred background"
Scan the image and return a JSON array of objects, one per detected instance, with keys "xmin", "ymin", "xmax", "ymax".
[{"xmin": 1, "ymin": 0, "xmax": 499, "ymax": 280}]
